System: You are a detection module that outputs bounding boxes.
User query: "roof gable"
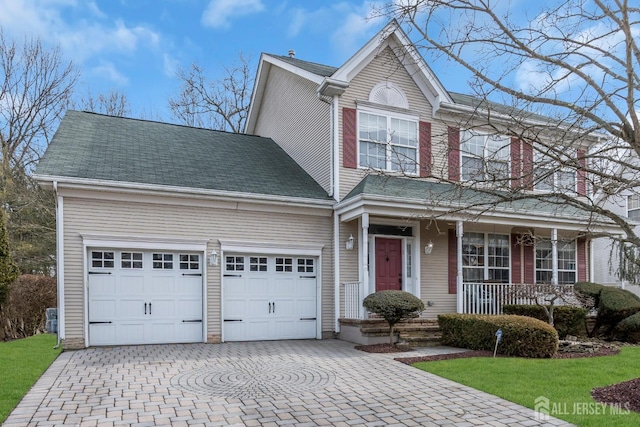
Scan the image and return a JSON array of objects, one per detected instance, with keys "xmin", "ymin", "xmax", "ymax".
[{"xmin": 36, "ymin": 111, "xmax": 330, "ymax": 200}]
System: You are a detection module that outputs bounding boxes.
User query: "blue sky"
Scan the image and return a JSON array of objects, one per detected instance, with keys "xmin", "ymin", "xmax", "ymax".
[
  {"xmin": 0, "ymin": 0, "xmax": 479, "ymax": 122},
  {"xmin": 0, "ymin": 1, "xmax": 374, "ymax": 119}
]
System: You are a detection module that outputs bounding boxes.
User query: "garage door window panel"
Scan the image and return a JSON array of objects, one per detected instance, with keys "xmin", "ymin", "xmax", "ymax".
[
  {"xmin": 153, "ymin": 253, "xmax": 173, "ymax": 269},
  {"xmin": 297, "ymin": 258, "xmax": 314, "ymax": 273},
  {"xmin": 121, "ymin": 252, "xmax": 143, "ymax": 269},
  {"xmin": 92, "ymin": 251, "xmax": 115, "ymax": 268},
  {"xmin": 276, "ymin": 257, "xmax": 293, "ymax": 272},
  {"xmin": 179, "ymin": 254, "xmax": 200, "ymax": 270},
  {"xmin": 226, "ymin": 256, "xmax": 245, "ymax": 271},
  {"xmin": 250, "ymin": 257, "xmax": 268, "ymax": 272}
]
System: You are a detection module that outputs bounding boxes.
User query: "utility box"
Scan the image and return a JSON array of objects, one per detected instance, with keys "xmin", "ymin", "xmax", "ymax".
[{"xmin": 45, "ymin": 308, "xmax": 58, "ymax": 334}]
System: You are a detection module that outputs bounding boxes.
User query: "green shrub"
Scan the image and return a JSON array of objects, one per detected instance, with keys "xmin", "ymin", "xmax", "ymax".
[
  {"xmin": 363, "ymin": 290, "xmax": 425, "ymax": 344},
  {"xmin": 502, "ymin": 305, "xmax": 587, "ymax": 337},
  {"xmin": 614, "ymin": 312, "xmax": 640, "ymax": 343},
  {"xmin": 574, "ymin": 282, "xmax": 605, "ymax": 309},
  {"xmin": 597, "ymin": 287, "xmax": 640, "ymax": 325},
  {"xmin": 438, "ymin": 314, "xmax": 558, "ymax": 358}
]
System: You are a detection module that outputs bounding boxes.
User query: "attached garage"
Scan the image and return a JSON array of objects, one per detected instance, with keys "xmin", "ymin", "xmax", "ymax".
[
  {"xmin": 222, "ymin": 249, "xmax": 321, "ymax": 342},
  {"xmin": 87, "ymin": 248, "xmax": 204, "ymax": 346}
]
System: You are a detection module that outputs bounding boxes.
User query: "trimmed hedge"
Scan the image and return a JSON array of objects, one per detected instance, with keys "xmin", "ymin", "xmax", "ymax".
[
  {"xmin": 438, "ymin": 314, "xmax": 558, "ymax": 358},
  {"xmin": 363, "ymin": 290, "xmax": 425, "ymax": 344},
  {"xmin": 615, "ymin": 312, "xmax": 640, "ymax": 343},
  {"xmin": 502, "ymin": 305, "xmax": 587, "ymax": 337},
  {"xmin": 597, "ymin": 287, "xmax": 640, "ymax": 326},
  {"xmin": 574, "ymin": 282, "xmax": 605, "ymax": 308}
]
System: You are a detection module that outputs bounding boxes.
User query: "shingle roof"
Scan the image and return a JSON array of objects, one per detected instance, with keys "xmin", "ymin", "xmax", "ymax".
[
  {"xmin": 36, "ymin": 110, "xmax": 331, "ymax": 200},
  {"xmin": 267, "ymin": 54, "xmax": 556, "ymax": 124},
  {"xmin": 269, "ymin": 54, "xmax": 338, "ymax": 77},
  {"xmin": 343, "ymin": 174, "xmax": 606, "ymax": 222},
  {"xmin": 448, "ymin": 92, "xmax": 555, "ymax": 124}
]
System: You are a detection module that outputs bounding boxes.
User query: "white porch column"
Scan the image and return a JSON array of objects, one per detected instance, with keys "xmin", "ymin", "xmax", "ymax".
[
  {"xmin": 551, "ymin": 228, "xmax": 558, "ymax": 285},
  {"xmin": 456, "ymin": 220, "xmax": 464, "ymax": 313},
  {"xmin": 359, "ymin": 213, "xmax": 370, "ymax": 319}
]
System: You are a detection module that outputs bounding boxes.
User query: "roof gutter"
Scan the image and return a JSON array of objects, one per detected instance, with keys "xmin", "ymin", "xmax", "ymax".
[
  {"xmin": 34, "ymin": 174, "xmax": 335, "ymax": 209},
  {"xmin": 336, "ymin": 193, "xmax": 619, "ymax": 232},
  {"xmin": 438, "ymin": 101, "xmax": 605, "ymax": 145}
]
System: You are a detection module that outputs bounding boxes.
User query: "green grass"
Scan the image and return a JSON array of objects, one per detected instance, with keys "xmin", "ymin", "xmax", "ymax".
[
  {"xmin": 0, "ymin": 334, "xmax": 61, "ymax": 423},
  {"xmin": 414, "ymin": 347, "xmax": 640, "ymax": 427}
]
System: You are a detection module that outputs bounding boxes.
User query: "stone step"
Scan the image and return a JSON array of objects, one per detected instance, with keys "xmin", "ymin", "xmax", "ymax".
[{"xmin": 398, "ymin": 336, "xmax": 442, "ymax": 348}]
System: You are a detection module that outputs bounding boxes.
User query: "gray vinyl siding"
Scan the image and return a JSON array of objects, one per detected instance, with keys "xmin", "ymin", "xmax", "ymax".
[
  {"xmin": 420, "ymin": 221, "xmax": 456, "ymax": 318},
  {"xmin": 253, "ymin": 66, "xmax": 332, "ymax": 192},
  {"xmin": 337, "ymin": 47, "xmax": 448, "ymax": 200},
  {"xmin": 338, "ymin": 221, "xmax": 360, "ymax": 317},
  {"xmin": 62, "ymin": 193, "xmax": 333, "ymax": 343}
]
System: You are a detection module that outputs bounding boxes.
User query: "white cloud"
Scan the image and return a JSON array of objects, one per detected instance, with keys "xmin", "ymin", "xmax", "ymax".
[
  {"xmin": 91, "ymin": 62, "xmax": 129, "ymax": 86},
  {"xmin": 286, "ymin": 2, "xmax": 384, "ymax": 59},
  {"xmin": 201, "ymin": 0, "xmax": 265, "ymax": 29},
  {"xmin": 163, "ymin": 53, "xmax": 179, "ymax": 77},
  {"xmin": 0, "ymin": 1, "xmax": 162, "ymax": 65}
]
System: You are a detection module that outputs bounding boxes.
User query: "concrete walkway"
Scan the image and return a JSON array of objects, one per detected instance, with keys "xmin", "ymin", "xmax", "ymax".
[{"xmin": 3, "ymin": 340, "xmax": 572, "ymax": 426}]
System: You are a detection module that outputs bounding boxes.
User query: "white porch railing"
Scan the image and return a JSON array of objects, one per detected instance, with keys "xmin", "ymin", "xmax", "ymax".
[
  {"xmin": 343, "ymin": 282, "xmax": 361, "ymax": 319},
  {"xmin": 461, "ymin": 282, "xmax": 576, "ymax": 315}
]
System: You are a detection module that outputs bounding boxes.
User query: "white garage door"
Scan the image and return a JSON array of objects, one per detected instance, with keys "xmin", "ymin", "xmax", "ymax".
[
  {"xmin": 223, "ymin": 254, "xmax": 318, "ymax": 341},
  {"xmin": 88, "ymin": 249, "xmax": 203, "ymax": 346}
]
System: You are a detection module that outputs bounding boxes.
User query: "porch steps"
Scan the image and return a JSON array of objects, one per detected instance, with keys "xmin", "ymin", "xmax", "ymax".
[{"xmin": 348, "ymin": 318, "xmax": 442, "ymax": 347}]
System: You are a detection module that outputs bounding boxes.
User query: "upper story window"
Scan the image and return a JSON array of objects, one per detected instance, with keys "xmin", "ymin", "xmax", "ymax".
[
  {"xmin": 534, "ymin": 147, "xmax": 576, "ymax": 192},
  {"xmin": 628, "ymin": 194, "xmax": 640, "ymax": 221},
  {"xmin": 358, "ymin": 111, "xmax": 418, "ymax": 174},
  {"xmin": 460, "ymin": 130, "xmax": 510, "ymax": 182}
]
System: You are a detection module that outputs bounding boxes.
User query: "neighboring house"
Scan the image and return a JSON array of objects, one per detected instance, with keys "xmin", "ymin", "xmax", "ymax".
[{"xmin": 36, "ymin": 21, "xmax": 618, "ymax": 348}]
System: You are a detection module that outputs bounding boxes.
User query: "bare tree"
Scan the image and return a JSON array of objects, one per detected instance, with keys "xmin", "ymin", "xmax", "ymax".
[
  {"xmin": 0, "ymin": 29, "xmax": 78, "ymax": 274},
  {"xmin": 378, "ymin": 1, "xmax": 640, "ymax": 280},
  {"xmin": 0, "ymin": 29, "xmax": 78, "ymax": 178},
  {"xmin": 169, "ymin": 53, "xmax": 253, "ymax": 132},
  {"xmin": 77, "ymin": 89, "xmax": 131, "ymax": 117}
]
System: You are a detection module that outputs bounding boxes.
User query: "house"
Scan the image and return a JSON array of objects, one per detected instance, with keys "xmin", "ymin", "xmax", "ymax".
[{"xmin": 35, "ymin": 21, "xmax": 618, "ymax": 349}]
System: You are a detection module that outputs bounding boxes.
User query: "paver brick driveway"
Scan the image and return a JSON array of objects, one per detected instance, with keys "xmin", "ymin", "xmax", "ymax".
[{"xmin": 4, "ymin": 339, "xmax": 572, "ymax": 426}]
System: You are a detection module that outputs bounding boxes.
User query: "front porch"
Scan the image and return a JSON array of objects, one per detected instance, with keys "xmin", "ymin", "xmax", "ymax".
[{"xmin": 342, "ymin": 281, "xmax": 576, "ymax": 319}]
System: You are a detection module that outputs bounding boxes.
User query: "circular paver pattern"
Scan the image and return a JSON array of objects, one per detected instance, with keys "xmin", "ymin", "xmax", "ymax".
[{"xmin": 171, "ymin": 360, "xmax": 336, "ymax": 398}]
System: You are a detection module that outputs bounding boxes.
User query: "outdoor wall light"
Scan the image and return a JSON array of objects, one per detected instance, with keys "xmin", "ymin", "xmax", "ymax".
[
  {"xmin": 208, "ymin": 249, "xmax": 219, "ymax": 266},
  {"xmin": 345, "ymin": 234, "xmax": 355, "ymax": 250},
  {"xmin": 424, "ymin": 240, "xmax": 434, "ymax": 255}
]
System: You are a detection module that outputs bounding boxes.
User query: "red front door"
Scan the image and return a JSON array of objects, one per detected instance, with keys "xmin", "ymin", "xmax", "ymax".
[{"xmin": 375, "ymin": 238, "xmax": 402, "ymax": 292}]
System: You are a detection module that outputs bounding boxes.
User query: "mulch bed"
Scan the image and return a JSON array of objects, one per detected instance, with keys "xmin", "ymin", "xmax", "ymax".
[
  {"xmin": 354, "ymin": 343, "xmax": 413, "ymax": 353},
  {"xmin": 592, "ymin": 378, "xmax": 640, "ymax": 413}
]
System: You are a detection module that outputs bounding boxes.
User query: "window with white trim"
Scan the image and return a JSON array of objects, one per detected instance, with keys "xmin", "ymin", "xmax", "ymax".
[
  {"xmin": 152, "ymin": 253, "xmax": 173, "ymax": 269},
  {"xmin": 460, "ymin": 130, "xmax": 510, "ymax": 182},
  {"xmin": 121, "ymin": 252, "xmax": 143, "ymax": 269},
  {"xmin": 226, "ymin": 256, "xmax": 244, "ymax": 271},
  {"xmin": 250, "ymin": 256, "xmax": 268, "ymax": 272},
  {"xmin": 275, "ymin": 257, "xmax": 293, "ymax": 272},
  {"xmin": 358, "ymin": 111, "xmax": 418, "ymax": 173},
  {"xmin": 297, "ymin": 258, "xmax": 314, "ymax": 273},
  {"xmin": 91, "ymin": 251, "xmax": 114, "ymax": 268},
  {"xmin": 462, "ymin": 232, "xmax": 510, "ymax": 283},
  {"xmin": 628, "ymin": 194, "xmax": 640, "ymax": 221},
  {"xmin": 536, "ymin": 240, "xmax": 576, "ymax": 284},
  {"xmin": 179, "ymin": 254, "xmax": 200, "ymax": 270},
  {"xmin": 534, "ymin": 147, "xmax": 577, "ymax": 192}
]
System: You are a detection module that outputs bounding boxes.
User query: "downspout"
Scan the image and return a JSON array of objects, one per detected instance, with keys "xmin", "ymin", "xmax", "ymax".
[
  {"xmin": 331, "ymin": 95, "xmax": 341, "ymax": 333},
  {"xmin": 53, "ymin": 181, "xmax": 64, "ymax": 349}
]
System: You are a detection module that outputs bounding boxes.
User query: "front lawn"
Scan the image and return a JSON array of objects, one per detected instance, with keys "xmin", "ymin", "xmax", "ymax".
[
  {"xmin": 0, "ymin": 334, "xmax": 61, "ymax": 423},
  {"xmin": 414, "ymin": 347, "xmax": 640, "ymax": 427}
]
